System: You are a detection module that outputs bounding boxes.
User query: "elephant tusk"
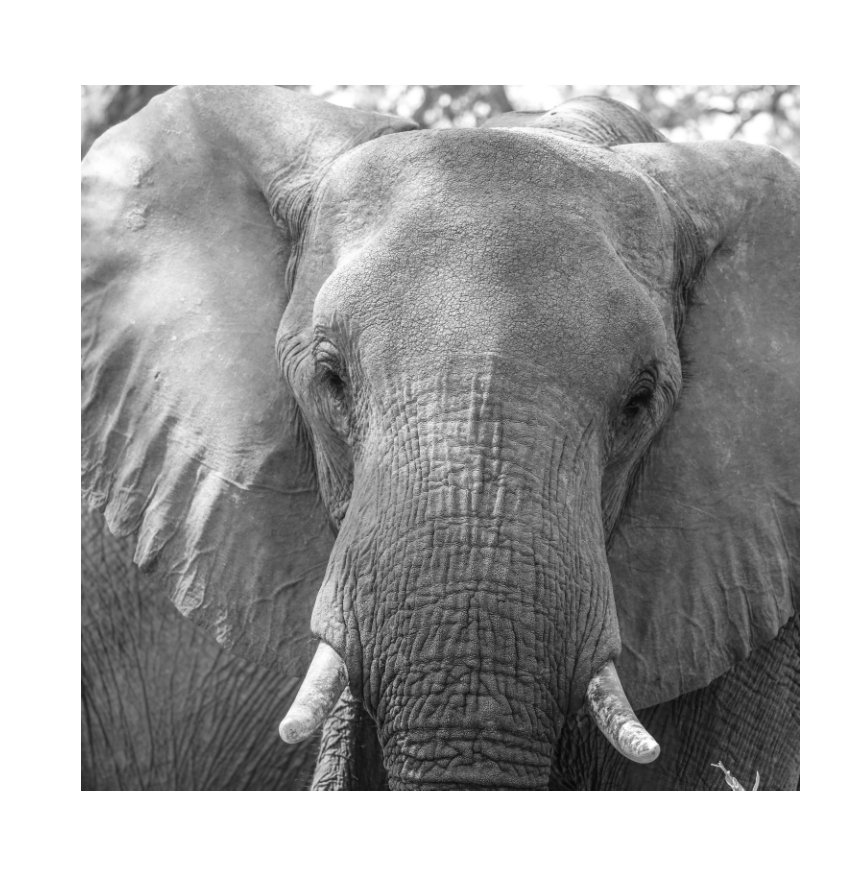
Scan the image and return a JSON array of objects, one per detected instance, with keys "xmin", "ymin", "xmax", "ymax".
[
  {"xmin": 279, "ymin": 641, "xmax": 349, "ymax": 744},
  {"xmin": 586, "ymin": 660, "xmax": 661, "ymax": 764}
]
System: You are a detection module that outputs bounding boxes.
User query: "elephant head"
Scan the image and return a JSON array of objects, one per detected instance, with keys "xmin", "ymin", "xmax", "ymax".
[{"xmin": 81, "ymin": 87, "xmax": 798, "ymax": 790}]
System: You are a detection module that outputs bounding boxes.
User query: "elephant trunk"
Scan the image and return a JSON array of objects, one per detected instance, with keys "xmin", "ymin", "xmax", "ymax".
[
  {"xmin": 382, "ymin": 728, "xmax": 553, "ymax": 791},
  {"xmin": 303, "ymin": 368, "xmax": 632, "ymax": 788},
  {"xmin": 378, "ymin": 659, "xmax": 660, "ymax": 787},
  {"xmin": 370, "ymin": 583, "xmax": 564, "ymax": 790},
  {"xmin": 344, "ymin": 467, "xmax": 618, "ymax": 787}
]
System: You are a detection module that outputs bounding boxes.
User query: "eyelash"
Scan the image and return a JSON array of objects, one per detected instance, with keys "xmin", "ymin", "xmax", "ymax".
[
  {"xmin": 313, "ymin": 334, "xmax": 343, "ymax": 373},
  {"xmin": 313, "ymin": 338, "xmax": 351, "ymax": 428},
  {"xmin": 621, "ymin": 370, "xmax": 658, "ymax": 421},
  {"xmin": 624, "ymin": 385, "xmax": 654, "ymax": 416},
  {"xmin": 321, "ymin": 366, "xmax": 347, "ymax": 405}
]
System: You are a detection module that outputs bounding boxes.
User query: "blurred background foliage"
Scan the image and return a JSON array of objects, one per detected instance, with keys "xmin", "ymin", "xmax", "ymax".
[{"xmin": 81, "ymin": 84, "xmax": 799, "ymax": 160}]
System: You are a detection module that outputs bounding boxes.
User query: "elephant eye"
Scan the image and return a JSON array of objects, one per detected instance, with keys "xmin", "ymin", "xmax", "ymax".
[
  {"xmin": 313, "ymin": 338, "xmax": 345, "ymax": 382},
  {"xmin": 321, "ymin": 367, "xmax": 348, "ymax": 406},
  {"xmin": 622, "ymin": 370, "xmax": 658, "ymax": 420},
  {"xmin": 624, "ymin": 387, "xmax": 653, "ymax": 417},
  {"xmin": 312, "ymin": 337, "xmax": 351, "ymax": 433}
]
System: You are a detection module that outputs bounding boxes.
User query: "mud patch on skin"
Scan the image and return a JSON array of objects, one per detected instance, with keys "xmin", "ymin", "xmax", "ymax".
[
  {"xmin": 129, "ymin": 154, "xmax": 154, "ymax": 188},
  {"xmin": 124, "ymin": 204, "xmax": 148, "ymax": 230}
]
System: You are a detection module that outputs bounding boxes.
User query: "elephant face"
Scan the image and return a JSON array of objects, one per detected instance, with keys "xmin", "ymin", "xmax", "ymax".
[
  {"xmin": 81, "ymin": 88, "xmax": 798, "ymax": 789},
  {"xmin": 286, "ymin": 131, "xmax": 683, "ymax": 525},
  {"xmin": 278, "ymin": 132, "xmax": 688, "ymax": 781}
]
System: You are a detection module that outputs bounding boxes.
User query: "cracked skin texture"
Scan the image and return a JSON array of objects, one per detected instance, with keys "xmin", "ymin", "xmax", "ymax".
[
  {"xmin": 313, "ymin": 614, "xmax": 800, "ymax": 790},
  {"xmin": 284, "ymin": 129, "xmax": 796, "ymax": 789},
  {"xmin": 81, "ymin": 507, "xmax": 318, "ymax": 790},
  {"xmin": 81, "ymin": 88, "xmax": 798, "ymax": 789}
]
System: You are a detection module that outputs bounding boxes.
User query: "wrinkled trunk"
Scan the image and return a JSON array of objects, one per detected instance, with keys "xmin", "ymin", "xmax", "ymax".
[
  {"xmin": 367, "ymin": 480, "xmax": 616, "ymax": 789},
  {"xmin": 311, "ymin": 365, "xmax": 620, "ymax": 789}
]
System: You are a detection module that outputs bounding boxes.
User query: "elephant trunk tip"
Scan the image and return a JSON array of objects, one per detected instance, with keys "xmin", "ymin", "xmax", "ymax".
[
  {"xmin": 586, "ymin": 660, "xmax": 660, "ymax": 764},
  {"xmin": 279, "ymin": 641, "xmax": 348, "ymax": 744}
]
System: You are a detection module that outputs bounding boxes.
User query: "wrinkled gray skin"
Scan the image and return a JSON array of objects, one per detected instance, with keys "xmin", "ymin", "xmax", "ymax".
[
  {"xmin": 82, "ymin": 509, "xmax": 318, "ymax": 789},
  {"xmin": 291, "ymin": 134, "xmax": 665, "ymax": 787},
  {"xmin": 284, "ymin": 131, "xmax": 796, "ymax": 789},
  {"xmin": 81, "ymin": 88, "xmax": 798, "ymax": 790}
]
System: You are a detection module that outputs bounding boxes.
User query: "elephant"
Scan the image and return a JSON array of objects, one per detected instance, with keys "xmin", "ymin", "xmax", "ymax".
[{"xmin": 81, "ymin": 86, "xmax": 799, "ymax": 791}]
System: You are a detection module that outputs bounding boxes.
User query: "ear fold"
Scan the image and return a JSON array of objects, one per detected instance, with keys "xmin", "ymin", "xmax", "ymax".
[
  {"xmin": 81, "ymin": 86, "xmax": 415, "ymax": 675},
  {"xmin": 607, "ymin": 141, "xmax": 799, "ymax": 709}
]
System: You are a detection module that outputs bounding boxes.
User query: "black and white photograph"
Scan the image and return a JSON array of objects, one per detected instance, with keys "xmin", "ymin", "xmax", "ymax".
[{"xmin": 80, "ymin": 83, "xmax": 799, "ymax": 794}]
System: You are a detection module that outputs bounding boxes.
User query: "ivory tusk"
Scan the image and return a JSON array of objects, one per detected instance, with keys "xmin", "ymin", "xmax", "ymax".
[
  {"xmin": 279, "ymin": 641, "xmax": 348, "ymax": 744},
  {"xmin": 586, "ymin": 660, "xmax": 661, "ymax": 764}
]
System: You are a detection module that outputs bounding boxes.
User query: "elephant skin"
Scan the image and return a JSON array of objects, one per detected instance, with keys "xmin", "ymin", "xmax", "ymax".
[
  {"xmin": 81, "ymin": 88, "xmax": 799, "ymax": 790},
  {"xmin": 82, "ymin": 507, "xmax": 319, "ymax": 789}
]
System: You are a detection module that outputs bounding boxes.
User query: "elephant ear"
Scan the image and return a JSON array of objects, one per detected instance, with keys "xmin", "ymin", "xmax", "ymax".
[
  {"xmin": 82, "ymin": 86, "xmax": 416, "ymax": 675},
  {"xmin": 607, "ymin": 140, "xmax": 799, "ymax": 709}
]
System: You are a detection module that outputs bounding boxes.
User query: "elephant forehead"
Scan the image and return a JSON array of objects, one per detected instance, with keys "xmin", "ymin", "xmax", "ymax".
[
  {"xmin": 314, "ymin": 127, "xmax": 673, "ymax": 264},
  {"xmin": 318, "ymin": 224, "xmax": 667, "ymax": 373},
  {"xmin": 321, "ymin": 126, "xmax": 664, "ymax": 215},
  {"xmin": 306, "ymin": 130, "xmax": 673, "ymax": 383}
]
